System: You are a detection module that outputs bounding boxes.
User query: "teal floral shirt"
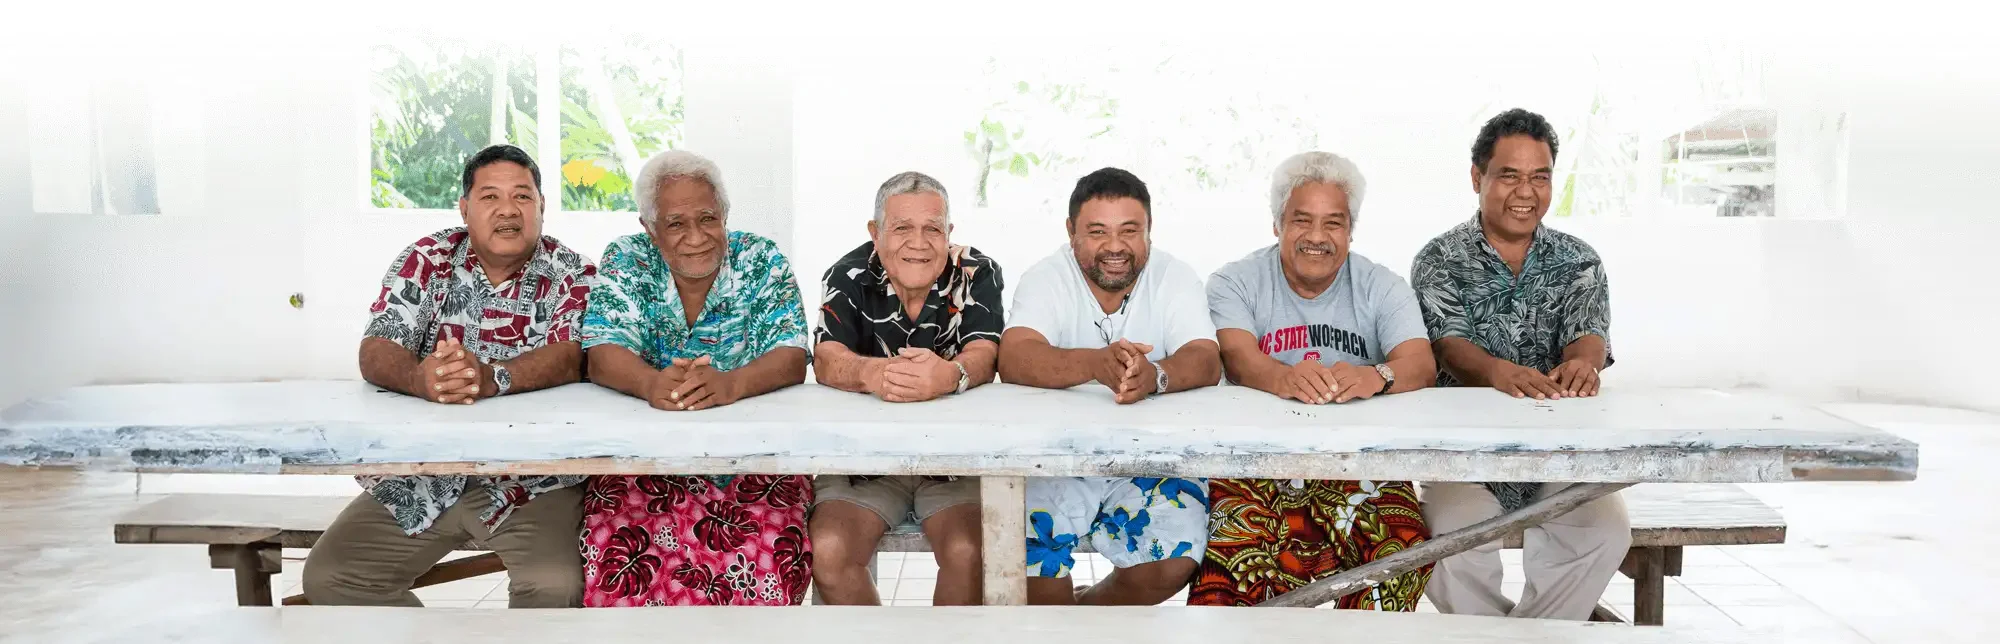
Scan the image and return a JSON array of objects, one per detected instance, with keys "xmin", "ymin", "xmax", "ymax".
[
  {"xmin": 582, "ymin": 230, "xmax": 811, "ymax": 373},
  {"xmin": 1412, "ymin": 214, "xmax": 1613, "ymax": 513}
]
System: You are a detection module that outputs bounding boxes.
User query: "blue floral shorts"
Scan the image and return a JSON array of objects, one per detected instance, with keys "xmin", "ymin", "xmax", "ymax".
[{"xmin": 1023, "ymin": 477, "xmax": 1208, "ymax": 578}]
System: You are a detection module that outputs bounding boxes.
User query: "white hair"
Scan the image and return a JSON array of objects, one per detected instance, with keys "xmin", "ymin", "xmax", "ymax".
[
  {"xmin": 635, "ymin": 150, "xmax": 729, "ymax": 225},
  {"xmin": 872, "ymin": 171, "xmax": 949, "ymax": 226},
  {"xmin": 1270, "ymin": 151, "xmax": 1367, "ymax": 226}
]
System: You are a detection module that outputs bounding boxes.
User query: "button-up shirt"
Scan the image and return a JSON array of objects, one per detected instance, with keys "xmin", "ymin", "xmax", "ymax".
[
  {"xmin": 813, "ymin": 241, "xmax": 1004, "ymax": 360},
  {"xmin": 581, "ymin": 230, "xmax": 811, "ymax": 486},
  {"xmin": 814, "ymin": 240, "xmax": 1004, "ymax": 483},
  {"xmin": 361, "ymin": 227, "xmax": 596, "ymax": 535},
  {"xmin": 1411, "ymin": 214, "xmax": 1614, "ymax": 512}
]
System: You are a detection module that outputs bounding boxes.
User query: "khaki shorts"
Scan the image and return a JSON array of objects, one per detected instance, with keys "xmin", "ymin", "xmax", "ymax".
[{"xmin": 813, "ymin": 475, "xmax": 979, "ymax": 527}]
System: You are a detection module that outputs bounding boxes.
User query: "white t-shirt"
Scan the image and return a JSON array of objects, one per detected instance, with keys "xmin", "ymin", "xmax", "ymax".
[{"xmin": 1007, "ymin": 244, "xmax": 1217, "ymax": 362}]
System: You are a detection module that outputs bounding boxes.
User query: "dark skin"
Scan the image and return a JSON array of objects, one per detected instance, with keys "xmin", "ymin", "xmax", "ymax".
[
  {"xmin": 996, "ymin": 197, "xmax": 1221, "ymax": 404},
  {"xmin": 356, "ymin": 161, "xmax": 582, "ymax": 403},
  {"xmin": 588, "ymin": 176, "xmax": 807, "ymax": 410},
  {"xmin": 1434, "ymin": 134, "xmax": 1606, "ymax": 399},
  {"xmin": 1219, "ymin": 181, "xmax": 1437, "ymax": 403},
  {"xmin": 814, "ymin": 193, "xmax": 998, "ymax": 402}
]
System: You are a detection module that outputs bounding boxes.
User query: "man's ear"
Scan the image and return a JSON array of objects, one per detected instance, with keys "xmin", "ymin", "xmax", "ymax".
[
  {"xmin": 867, "ymin": 219, "xmax": 879, "ymax": 240},
  {"xmin": 1469, "ymin": 165, "xmax": 1483, "ymax": 194}
]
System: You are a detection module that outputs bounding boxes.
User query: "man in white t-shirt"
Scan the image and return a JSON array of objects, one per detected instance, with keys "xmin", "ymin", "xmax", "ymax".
[{"xmin": 998, "ymin": 167, "xmax": 1222, "ymax": 605}]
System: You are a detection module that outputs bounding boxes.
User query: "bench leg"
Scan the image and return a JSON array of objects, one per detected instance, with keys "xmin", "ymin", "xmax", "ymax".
[
  {"xmin": 979, "ymin": 476, "xmax": 1026, "ymax": 606},
  {"xmin": 231, "ymin": 545, "xmax": 277, "ymax": 607},
  {"xmin": 1622, "ymin": 546, "xmax": 1668, "ymax": 626},
  {"xmin": 1258, "ymin": 482, "xmax": 1635, "ymax": 607}
]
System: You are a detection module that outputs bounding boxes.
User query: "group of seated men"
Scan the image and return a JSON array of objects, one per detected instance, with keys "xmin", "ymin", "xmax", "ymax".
[{"xmin": 302, "ymin": 107, "xmax": 1625, "ymax": 618}]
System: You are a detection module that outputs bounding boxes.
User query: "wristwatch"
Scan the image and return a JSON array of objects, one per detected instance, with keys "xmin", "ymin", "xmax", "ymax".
[
  {"xmin": 1373, "ymin": 363, "xmax": 1395, "ymax": 395},
  {"xmin": 1153, "ymin": 364, "xmax": 1170, "ymax": 397},
  {"xmin": 952, "ymin": 361, "xmax": 969, "ymax": 395},
  {"xmin": 491, "ymin": 361, "xmax": 514, "ymax": 397}
]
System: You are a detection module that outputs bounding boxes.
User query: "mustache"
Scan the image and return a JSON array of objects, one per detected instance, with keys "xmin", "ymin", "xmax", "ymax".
[
  {"xmin": 1093, "ymin": 251, "xmax": 1134, "ymax": 264},
  {"xmin": 1294, "ymin": 243, "xmax": 1334, "ymax": 253}
]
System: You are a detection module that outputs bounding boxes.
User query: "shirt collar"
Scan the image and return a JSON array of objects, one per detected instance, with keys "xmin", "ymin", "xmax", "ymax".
[
  {"xmin": 657, "ymin": 232, "xmax": 740, "ymax": 325},
  {"xmin": 864, "ymin": 242, "xmax": 958, "ymax": 314},
  {"xmin": 456, "ymin": 233, "xmax": 546, "ymax": 291},
  {"xmin": 1466, "ymin": 211, "xmax": 1549, "ymax": 269}
]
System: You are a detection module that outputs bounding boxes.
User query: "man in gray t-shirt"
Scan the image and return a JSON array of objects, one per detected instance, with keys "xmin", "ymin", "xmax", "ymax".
[{"xmin": 1188, "ymin": 151, "xmax": 1439, "ymax": 609}]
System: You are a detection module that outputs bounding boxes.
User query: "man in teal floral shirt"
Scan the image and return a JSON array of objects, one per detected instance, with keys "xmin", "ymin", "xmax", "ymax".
[
  {"xmin": 575, "ymin": 150, "xmax": 816, "ymax": 607},
  {"xmin": 1411, "ymin": 108, "xmax": 1629, "ymax": 621}
]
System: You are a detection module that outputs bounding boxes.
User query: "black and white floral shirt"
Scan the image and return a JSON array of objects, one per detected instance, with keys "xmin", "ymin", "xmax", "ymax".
[
  {"xmin": 814, "ymin": 241, "xmax": 1004, "ymax": 361},
  {"xmin": 1412, "ymin": 214, "xmax": 1613, "ymax": 512},
  {"xmin": 814, "ymin": 241, "xmax": 1004, "ymax": 483}
]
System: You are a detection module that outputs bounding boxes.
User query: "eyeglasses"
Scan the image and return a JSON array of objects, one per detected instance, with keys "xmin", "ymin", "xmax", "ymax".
[{"xmin": 1093, "ymin": 294, "xmax": 1132, "ymax": 346}]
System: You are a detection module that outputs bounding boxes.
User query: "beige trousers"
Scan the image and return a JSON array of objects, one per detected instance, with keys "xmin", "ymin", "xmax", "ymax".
[
  {"xmin": 301, "ymin": 483, "xmax": 584, "ymax": 608},
  {"xmin": 1420, "ymin": 482, "xmax": 1630, "ymax": 620}
]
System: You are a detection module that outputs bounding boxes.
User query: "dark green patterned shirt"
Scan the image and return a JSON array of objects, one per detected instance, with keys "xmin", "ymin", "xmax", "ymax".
[{"xmin": 1412, "ymin": 214, "xmax": 1613, "ymax": 512}]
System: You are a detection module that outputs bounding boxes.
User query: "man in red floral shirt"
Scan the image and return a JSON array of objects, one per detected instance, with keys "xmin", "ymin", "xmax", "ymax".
[{"xmin": 301, "ymin": 145, "xmax": 598, "ymax": 608}]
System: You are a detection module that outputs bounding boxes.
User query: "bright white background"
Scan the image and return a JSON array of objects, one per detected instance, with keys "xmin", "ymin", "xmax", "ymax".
[{"xmin": 2, "ymin": 1, "xmax": 1996, "ymax": 414}]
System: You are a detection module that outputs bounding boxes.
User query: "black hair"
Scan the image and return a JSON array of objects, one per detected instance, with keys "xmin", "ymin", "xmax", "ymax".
[
  {"xmin": 459, "ymin": 144, "xmax": 542, "ymax": 198},
  {"xmin": 1471, "ymin": 108, "xmax": 1560, "ymax": 173},
  {"xmin": 1066, "ymin": 167, "xmax": 1151, "ymax": 221}
]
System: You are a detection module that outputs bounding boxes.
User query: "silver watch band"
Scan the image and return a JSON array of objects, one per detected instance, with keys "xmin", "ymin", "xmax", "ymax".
[
  {"xmin": 1153, "ymin": 364, "xmax": 1169, "ymax": 396},
  {"xmin": 953, "ymin": 360, "xmax": 969, "ymax": 395}
]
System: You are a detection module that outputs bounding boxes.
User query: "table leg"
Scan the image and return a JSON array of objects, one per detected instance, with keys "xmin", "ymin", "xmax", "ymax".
[
  {"xmin": 979, "ymin": 476, "xmax": 1026, "ymax": 605},
  {"xmin": 1257, "ymin": 481, "xmax": 1635, "ymax": 607}
]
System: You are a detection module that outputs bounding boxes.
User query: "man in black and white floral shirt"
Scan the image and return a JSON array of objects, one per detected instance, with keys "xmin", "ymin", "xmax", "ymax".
[
  {"xmin": 807, "ymin": 171, "xmax": 1003, "ymax": 607},
  {"xmin": 302, "ymin": 145, "xmax": 595, "ymax": 608}
]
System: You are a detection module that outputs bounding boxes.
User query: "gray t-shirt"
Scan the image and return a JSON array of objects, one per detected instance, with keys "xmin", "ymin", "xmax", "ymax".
[{"xmin": 1207, "ymin": 245, "xmax": 1428, "ymax": 368}]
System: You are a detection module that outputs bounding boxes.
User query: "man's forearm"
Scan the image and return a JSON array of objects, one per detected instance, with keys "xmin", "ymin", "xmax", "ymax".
[
  {"xmin": 359, "ymin": 337, "xmax": 422, "ymax": 397},
  {"xmin": 1219, "ymin": 346, "xmax": 1289, "ymax": 393},
  {"xmin": 813, "ymin": 342, "xmax": 888, "ymax": 393},
  {"xmin": 997, "ymin": 341, "xmax": 1096, "ymax": 389},
  {"xmin": 1434, "ymin": 337, "xmax": 1503, "ymax": 386},
  {"xmin": 1381, "ymin": 353, "xmax": 1438, "ymax": 394},
  {"xmin": 956, "ymin": 341, "xmax": 1000, "ymax": 388},
  {"xmin": 1562, "ymin": 334, "xmax": 1608, "ymax": 370},
  {"xmin": 1157, "ymin": 341, "xmax": 1222, "ymax": 393},
  {"xmin": 488, "ymin": 341, "xmax": 582, "ymax": 396},
  {"xmin": 587, "ymin": 345, "xmax": 658, "ymax": 400},
  {"xmin": 733, "ymin": 347, "xmax": 809, "ymax": 399}
]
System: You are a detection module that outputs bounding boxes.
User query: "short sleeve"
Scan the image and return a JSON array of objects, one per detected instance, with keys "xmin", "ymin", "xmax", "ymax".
[
  {"xmin": 362, "ymin": 236, "xmax": 443, "ymax": 352},
  {"xmin": 544, "ymin": 257, "xmax": 596, "ymax": 344},
  {"xmin": 580, "ymin": 237, "xmax": 656, "ymax": 361},
  {"xmin": 1370, "ymin": 268, "xmax": 1431, "ymax": 359},
  {"xmin": 1559, "ymin": 251, "xmax": 1613, "ymax": 355},
  {"xmin": 812, "ymin": 263, "xmax": 869, "ymax": 353},
  {"xmin": 749, "ymin": 247, "xmax": 812, "ymax": 360},
  {"xmin": 1006, "ymin": 258, "xmax": 1069, "ymax": 346},
  {"xmin": 1205, "ymin": 267, "xmax": 1257, "ymax": 334},
  {"xmin": 1161, "ymin": 263, "xmax": 1219, "ymax": 356},
  {"xmin": 1411, "ymin": 242, "xmax": 1473, "ymax": 342},
  {"xmin": 954, "ymin": 250, "xmax": 1006, "ymax": 348}
]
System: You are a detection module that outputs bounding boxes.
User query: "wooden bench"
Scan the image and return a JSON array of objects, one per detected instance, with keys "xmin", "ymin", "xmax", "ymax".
[
  {"xmin": 114, "ymin": 483, "xmax": 1783, "ymax": 624},
  {"xmin": 277, "ymin": 605, "xmax": 1755, "ymax": 642}
]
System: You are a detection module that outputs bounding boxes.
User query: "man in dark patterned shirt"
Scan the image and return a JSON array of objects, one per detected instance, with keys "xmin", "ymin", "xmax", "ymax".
[
  {"xmin": 1411, "ymin": 109, "xmax": 1630, "ymax": 621},
  {"xmin": 809, "ymin": 171, "xmax": 1003, "ymax": 607},
  {"xmin": 304, "ymin": 145, "xmax": 594, "ymax": 608}
]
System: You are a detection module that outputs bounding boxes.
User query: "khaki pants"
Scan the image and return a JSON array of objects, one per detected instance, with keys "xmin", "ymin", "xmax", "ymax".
[
  {"xmin": 301, "ymin": 484, "xmax": 584, "ymax": 608},
  {"xmin": 1420, "ymin": 482, "xmax": 1630, "ymax": 620}
]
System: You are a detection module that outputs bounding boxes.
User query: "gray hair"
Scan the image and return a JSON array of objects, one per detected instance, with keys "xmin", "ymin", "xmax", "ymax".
[
  {"xmin": 872, "ymin": 171, "xmax": 949, "ymax": 226},
  {"xmin": 1270, "ymin": 151, "xmax": 1367, "ymax": 226},
  {"xmin": 635, "ymin": 150, "xmax": 730, "ymax": 225}
]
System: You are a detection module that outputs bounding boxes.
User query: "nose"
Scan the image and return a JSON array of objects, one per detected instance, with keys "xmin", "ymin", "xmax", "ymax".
[{"xmin": 1510, "ymin": 180, "xmax": 1538, "ymax": 199}]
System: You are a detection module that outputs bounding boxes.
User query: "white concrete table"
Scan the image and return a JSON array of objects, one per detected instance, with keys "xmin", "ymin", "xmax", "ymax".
[{"xmin": 0, "ymin": 381, "xmax": 1917, "ymax": 608}]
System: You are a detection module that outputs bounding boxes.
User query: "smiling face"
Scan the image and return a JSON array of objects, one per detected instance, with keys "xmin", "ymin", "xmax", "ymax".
[
  {"xmin": 869, "ymin": 191, "xmax": 950, "ymax": 295},
  {"xmin": 1275, "ymin": 181, "xmax": 1353, "ymax": 293},
  {"xmin": 645, "ymin": 177, "xmax": 726, "ymax": 280},
  {"xmin": 458, "ymin": 161, "xmax": 543, "ymax": 264},
  {"xmin": 1068, "ymin": 196, "xmax": 1150, "ymax": 293},
  {"xmin": 1473, "ymin": 134, "xmax": 1554, "ymax": 242}
]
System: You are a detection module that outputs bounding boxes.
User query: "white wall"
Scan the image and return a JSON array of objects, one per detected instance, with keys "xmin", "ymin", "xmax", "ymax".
[{"xmin": 3, "ymin": 8, "xmax": 1997, "ymax": 413}]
